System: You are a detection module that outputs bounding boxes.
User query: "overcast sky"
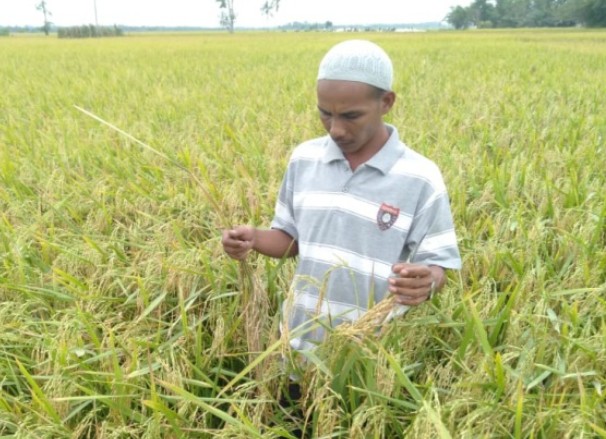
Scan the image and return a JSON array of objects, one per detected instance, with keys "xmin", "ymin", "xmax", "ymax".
[{"xmin": 1, "ymin": 0, "xmax": 474, "ymax": 27}]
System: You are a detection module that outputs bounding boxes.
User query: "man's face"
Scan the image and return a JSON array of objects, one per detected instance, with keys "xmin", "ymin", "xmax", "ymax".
[{"xmin": 316, "ymin": 80, "xmax": 395, "ymax": 157}]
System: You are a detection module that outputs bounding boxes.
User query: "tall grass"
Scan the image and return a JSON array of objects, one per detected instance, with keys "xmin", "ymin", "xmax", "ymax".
[{"xmin": 0, "ymin": 30, "xmax": 604, "ymax": 437}]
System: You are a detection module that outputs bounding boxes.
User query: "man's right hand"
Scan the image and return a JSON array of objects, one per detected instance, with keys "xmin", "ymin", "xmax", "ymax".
[{"xmin": 221, "ymin": 225, "xmax": 256, "ymax": 260}]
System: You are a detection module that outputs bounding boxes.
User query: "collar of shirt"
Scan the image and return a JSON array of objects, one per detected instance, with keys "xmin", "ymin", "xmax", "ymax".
[{"xmin": 321, "ymin": 124, "xmax": 406, "ymax": 175}]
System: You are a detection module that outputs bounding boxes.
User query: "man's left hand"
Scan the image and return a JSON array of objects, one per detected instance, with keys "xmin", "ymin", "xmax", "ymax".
[{"xmin": 388, "ymin": 263, "xmax": 444, "ymax": 306}]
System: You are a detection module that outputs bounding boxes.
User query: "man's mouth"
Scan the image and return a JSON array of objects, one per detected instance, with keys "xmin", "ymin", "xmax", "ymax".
[{"xmin": 335, "ymin": 140, "xmax": 352, "ymax": 149}]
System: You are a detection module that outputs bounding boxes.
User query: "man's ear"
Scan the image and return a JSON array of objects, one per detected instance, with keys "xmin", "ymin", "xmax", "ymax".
[{"xmin": 381, "ymin": 91, "xmax": 396, "ymax": 114}]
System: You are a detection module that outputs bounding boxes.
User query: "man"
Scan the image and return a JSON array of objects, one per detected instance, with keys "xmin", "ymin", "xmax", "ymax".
[{"xmin": 222, "ymin": 39, "xmax": 461, "ymax": 351}]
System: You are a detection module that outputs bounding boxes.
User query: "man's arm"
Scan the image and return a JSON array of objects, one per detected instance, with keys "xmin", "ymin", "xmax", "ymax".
[{"xmin": 222, "ymin": 225, "xmax": 298, "ymax": 260}]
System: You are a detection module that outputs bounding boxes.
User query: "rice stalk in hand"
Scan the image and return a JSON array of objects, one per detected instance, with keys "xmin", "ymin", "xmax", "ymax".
[
  {"xmin": 336, "ymin": 295, "xmax": 400, "ymax": 337},
  {"xmin": 238, "ymin": 260, "xmax": 270, "ymax": 382},
  {"xmin": 337, "ymin": 246, "xmax": 420, "ymax": 338}
]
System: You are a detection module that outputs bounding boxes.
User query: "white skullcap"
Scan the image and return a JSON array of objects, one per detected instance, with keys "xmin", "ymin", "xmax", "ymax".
[{"xmin": 317, "ymin": 39, "xmax": 393, "ymax": 91}]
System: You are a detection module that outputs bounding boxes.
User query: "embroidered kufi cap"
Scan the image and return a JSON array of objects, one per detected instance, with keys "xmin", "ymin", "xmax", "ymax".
[{"xmin": 317, "ymin": 39, "xmax": 393, "ymax": 91}]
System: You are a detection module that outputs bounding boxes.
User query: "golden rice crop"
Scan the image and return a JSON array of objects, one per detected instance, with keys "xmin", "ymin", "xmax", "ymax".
[{"xmin": 0, "ymin": 29, "xmax": 605, "ymax": 437}]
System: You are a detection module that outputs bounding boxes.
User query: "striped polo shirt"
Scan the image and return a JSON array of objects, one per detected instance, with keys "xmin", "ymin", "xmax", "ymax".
[{"xmin": 271, "ymin": 124, "xmax": 461, "ymax": 350}]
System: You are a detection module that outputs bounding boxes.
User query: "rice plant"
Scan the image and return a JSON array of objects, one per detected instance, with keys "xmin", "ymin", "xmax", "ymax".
[{"xmin": 0, "ymin": 29, "xmax": 604, "ymax": 438}]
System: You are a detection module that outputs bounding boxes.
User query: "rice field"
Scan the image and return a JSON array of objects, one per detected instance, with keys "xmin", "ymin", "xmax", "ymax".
[{"xmin": 0, "ymin": 29, "xmax": 605, "ymax": 438}]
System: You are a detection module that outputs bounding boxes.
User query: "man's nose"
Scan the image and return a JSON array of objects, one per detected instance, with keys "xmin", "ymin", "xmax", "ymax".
[{"xmin": 329, "ymin": 118, "xmax": 345, "ymax": 139}]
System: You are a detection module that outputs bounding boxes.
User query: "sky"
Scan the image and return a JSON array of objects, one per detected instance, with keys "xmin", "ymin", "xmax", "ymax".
[{"xmin": 1, "ymin": 0, "xmax": 474, "ymax": 28}]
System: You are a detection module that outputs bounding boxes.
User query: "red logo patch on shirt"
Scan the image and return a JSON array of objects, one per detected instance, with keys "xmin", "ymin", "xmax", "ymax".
[{"xmin": 377, "ymin": 203, "xmax": 400, "ymax": 231}]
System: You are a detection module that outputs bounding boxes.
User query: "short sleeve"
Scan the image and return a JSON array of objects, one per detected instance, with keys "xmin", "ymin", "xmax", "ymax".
[
  {"xmin": 270, "ymin": 160, "xmax": 299, "ymax": 241},
  {"xmin": 402, "ymin": 182, "xmax": 461, "ymax": 269}
]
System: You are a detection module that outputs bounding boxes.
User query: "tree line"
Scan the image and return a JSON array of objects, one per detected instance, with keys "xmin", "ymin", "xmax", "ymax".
[
  {"xmin": 446, "ymin": 0, "xmax": 606, "ymax": 29},
  {"xmin": 58, "ymin": 25, "xmax": 123, "ymax": 39}
]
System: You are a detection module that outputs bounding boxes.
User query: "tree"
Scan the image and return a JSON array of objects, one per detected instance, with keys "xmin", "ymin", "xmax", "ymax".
[
  {"xmin": 445, "ymin": 0, "xmax": 604, "ymax": 28},
  {"xmin": 493, "ymin": 0, "xmax": 532, "ymax": 27},
  {"xmin": 446, "ymin": 6, "xmax": 473, "ymax": 29},
  {"xmin": 531, "ymin": 0, "xmax": 558, "ymax": 26},
  {"xmin": 468, "ymin": 0, "xmax": 497, "ymax": 27},
  {"xmin": 261, "ymin": 0, "xmax": 280, "ymax": 16},
  {"xmin": 568, "ymin": 0, "xmax": 606, "ymax": 27},
  {"xmin": 36, "ymin": 1, "xmax": 52, "ymax": 36},
  {"xmin": 216, "ymin": 0, "xmax": 236, "ymax": 33}
]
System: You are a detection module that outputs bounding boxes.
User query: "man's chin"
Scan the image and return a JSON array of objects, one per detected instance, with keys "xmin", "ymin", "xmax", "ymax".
[{"xmin": 336, "ymin": 142, "xmax": 357, "ymax": 153}]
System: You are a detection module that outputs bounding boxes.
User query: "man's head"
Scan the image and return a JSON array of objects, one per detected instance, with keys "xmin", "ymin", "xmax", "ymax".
[{"xmin": 316, "ymin": 40, "xmax": 396, "ymax": 160}]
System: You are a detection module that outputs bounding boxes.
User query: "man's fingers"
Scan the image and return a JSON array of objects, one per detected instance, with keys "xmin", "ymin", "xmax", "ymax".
[
  {"xmin": 225, "ymin": 240, "xmax": 251, "ymax": 254},
  {"xmin": 389, "ymin": 282, "xmax": 429, "ymax": 296},
  {"xmin": 221, "ymin": 227, "xmax": 254, "ymax": 260},
  {"xmin": 388, "ymin": 264, "xmax": 433, "ymax": 306},
  {"xmin": 392, "ymin": 262, "xmax": 431, "ymax": 278},
  {"xmin": 223, "ymin": 227, "xmax": 252, "ymax": 245},
  {"xmin": 389, "ymin": 277, "xmax": 432, "ymax": 304},
  {"xmin": 228, "ymin": 229, "xmax": 245, "ymax": 240},
  {"xmin": 389, "ymin": 274, "xmax": 430, "ymax": 290}
]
